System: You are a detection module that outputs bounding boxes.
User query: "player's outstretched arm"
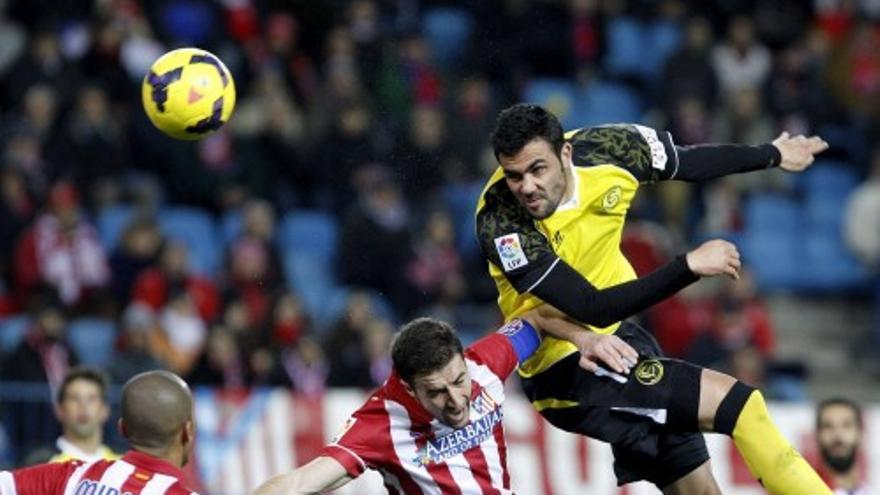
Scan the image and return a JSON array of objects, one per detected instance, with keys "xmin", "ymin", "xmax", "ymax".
[{"xmin": 252, "ymin": 457, "xmax": 352, "ymax": 495}]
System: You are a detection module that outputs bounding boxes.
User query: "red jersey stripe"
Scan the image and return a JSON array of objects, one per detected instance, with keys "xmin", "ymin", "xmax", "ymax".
[{"xmin": 463, "ymin": 445, "xmax": 497, "ymax": 495}]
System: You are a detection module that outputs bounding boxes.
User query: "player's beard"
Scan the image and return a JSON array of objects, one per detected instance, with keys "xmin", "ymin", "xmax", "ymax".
[{"xmin": 820, "ymin": 443, "xmax": 857, "ymax": 473}]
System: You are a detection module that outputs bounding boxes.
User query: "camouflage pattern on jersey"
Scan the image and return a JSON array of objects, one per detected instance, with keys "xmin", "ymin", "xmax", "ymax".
[{"xmin": 568, "ymin": 124, "xmax": 661, "ymax": 182}]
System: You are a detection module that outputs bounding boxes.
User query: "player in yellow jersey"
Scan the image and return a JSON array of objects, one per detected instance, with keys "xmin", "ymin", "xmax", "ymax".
[
  {"xmin": 476, "ymin": 103, "xmax": 832, "ymax": 494},
  {"xmin": 49, "ymin": 368, "xmax": 119, "ymax": 463}
]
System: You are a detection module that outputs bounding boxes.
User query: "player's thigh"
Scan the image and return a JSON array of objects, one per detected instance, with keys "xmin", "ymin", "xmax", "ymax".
[{"xmin": 661, "ymin": 460, "xmax": 722, "ymax": 495}]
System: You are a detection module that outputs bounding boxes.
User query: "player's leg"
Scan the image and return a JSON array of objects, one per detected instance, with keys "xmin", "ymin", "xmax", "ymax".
[
  {"xmin": 660, "ymin": 461, "xmax": 721, "ymax": 495},
  {"xmin": 698, "ymin": 368, "xmax": 832, "ymax": 495}
]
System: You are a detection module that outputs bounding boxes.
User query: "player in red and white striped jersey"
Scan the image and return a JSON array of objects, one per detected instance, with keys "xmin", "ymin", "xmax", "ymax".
[
  {"xmin": 0, "ymin": 370, "xmax": 199, "ymax": 495},
  {"xmin": 254, "ymin": 314, "xmax": 638, "ymax": 494}
]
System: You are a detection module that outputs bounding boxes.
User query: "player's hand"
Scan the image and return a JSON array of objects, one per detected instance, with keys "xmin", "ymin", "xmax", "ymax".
[
  {"xmin": 772, "ymin": 131, "xmax": 829, "ymax": 172},
  {"xmin": 571, "ymin": 331, "xmax": 639, "ymax": 375},
  {"xmin": 686, "ymin": 239, "xmax": 741, "ymax": 280}
]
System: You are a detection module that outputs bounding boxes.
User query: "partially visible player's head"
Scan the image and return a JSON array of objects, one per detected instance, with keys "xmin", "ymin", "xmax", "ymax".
[
  {"xmin": 392, "ymin": 318, "xmax": 471, "ymax": 428},
  {"xmin": 56, "ymin": 368, "xmax": 110, "ymax": 442},
  {"xmin": 491, "ymin": 103, "xmax": 571, "ymax": 219},
  {"xmin": 816, "ymin": 397, "xmax": 863, "ymax": 474},
  {"xmin": 120, "ymin": 370, "xmax": 195, "ymax": 467}
]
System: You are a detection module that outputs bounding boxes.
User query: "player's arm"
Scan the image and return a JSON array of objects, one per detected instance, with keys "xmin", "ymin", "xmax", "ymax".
[
  {"xmin": 569, "ymin": 125, "xmax": 828, "ymax": 183},
  {"xmin": 252, "ymin": 456, "xmax": 353, "ymax": 495}
]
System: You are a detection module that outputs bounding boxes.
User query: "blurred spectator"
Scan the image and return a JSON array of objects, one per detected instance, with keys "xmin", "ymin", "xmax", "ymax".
[
  {"xmin": 0, "ymin": 167, "xmax": 35, "ymax": 298},
  {"xmin": 0, "ymin": 6, "xmax": 26, "ymax": 79},
  {"xmin": 325, "ymin": 292, "xmax": 379, "ymax": 388},
  {"xmin": 711, "ymin": 16, "xmax": 771, "ymax": 101},
  {"xmin": 406, "ymin": 210, "xmax": 463, "ymax": 308},
  {"xmin": 376, "ymin": 31, "xmax": 442, "ymax": 121},
  {"xmin": 569, "ymin": 0, "xmax": 602, "ymax": 72},
  {"xmin": 151, "ymin": 290, "xmax": 207, "ymax": 376},
  {"xmin": 187, "ymin": 327, "xmax": 246, "ymax": 389},
  {"xmin": 844, "ymin": 151, "xmax": 880, "ymax": 353},
  {"xmin": 825, "ymin": 21, "xmax": 880, "ymax": 122},
  {"xmin": 270, "ymin": 292, "xmax": 309, "ymax": 346},
  {"xmin": 814, "ymin": 398, "xmax": 872, "ymax": 493},
  {"xmin": 712, "ymin": 87, "xmax": 775, "ymax": 145},
  {"xmin": 109, "ymin": 215, "xmax": 163, "ymax": 302},
  {"xmin": 393, "ymin": 104, "xmax": 448, "ymax": 200},
  {"xmin": 1, "ymin": 30, "xmax": 80, "ymax": 108},
  {"xmin": 275, "ymin": 334, "xmax": 328, "ymax": 397},
  {"xmin": 59, "ymin": 85, "xmax": 129, "ymax": 208},
  {"xmin": 13, "ymin": 182, "xmax": 110, "ymax": 309},
  {"xmin": 107, "ymin": 303, "xmax": 163, "ymax": 385},
  {"xmin": 132, "ymin": 241, "xmax": 220, "ymax": 323},
  {"xmin": 313, "ymin": 99, "xmax": 377, "ymax": 210},
  {"xmin": 338, "ymin": 166, "xmax": 412, "ymax": 305},
  {"xmin": 260, "ymin": 12, "xmax": 319, "ymax": 105},
  {"xmin": 48, "ymin": 368, "xmax": 117, "ymax": 463},
  {"xmin": 222, "ymin": 199, "xmax": 284, "ymax": 326},
  {"xmin": 448, "ymin": 74, "xmax": 496, "ymax": 170},
  {"xmin": 0, "ymin": 289, "xmax": 77, "ymax": 388}
]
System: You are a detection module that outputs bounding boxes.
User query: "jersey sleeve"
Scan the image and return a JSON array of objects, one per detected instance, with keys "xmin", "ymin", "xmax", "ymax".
[
  {"xmin": 467, "ymin": 319, "xmax": 541, "ymax": 380},
  {"xmin": 320, "ymin": 399, "xmax": 387, "ymax": 478},
  {"xmin": 567, "ymin": 124, "xmax": 679, "ymax": 183},
  {"xmin": 476, "ymin": 181, "xmax": 558, "ymax": 293},
  {"xmin": 4, "ymin": 461, "xmax": 81, "ymax": 495}
]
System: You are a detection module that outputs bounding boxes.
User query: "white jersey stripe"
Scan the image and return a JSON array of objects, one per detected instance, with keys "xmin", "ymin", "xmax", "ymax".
[
  {"xmin": 444, "ymin": 453, "xmax": 482, "ymax": 494},
  {"xmin": 62, "ymin": 461, "xmax": 95, "ymax": 495},
  {"xmin": 98, "ymin": 460, "xmax": 135, "ymax": 490},
  {"xmin": 0, "ymin": 471, "xmax": 18, "ymax": 495},
  {"xmin": 465, "ymin": 359, "xmax": 505, "ymax": 404},
  {"xmin": 385, "ymin": 399, "xmax": 439, "ymax": 495},
  {"xmin": 479, "ymin": 426, "xmax": 506, "ymax": 492},
  {"xmin": 141, "ymin": 473, "xmax": 177, "ymax": 495}
]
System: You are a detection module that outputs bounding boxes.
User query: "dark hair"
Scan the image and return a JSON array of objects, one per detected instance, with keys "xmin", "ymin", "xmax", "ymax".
[
  {"xmin": 57, "ymin": 367, "xmax": 109, "ymax": 404},
  {"xmin": 816, "ymin": 397, "xmax": 863, "ymax": 429},
  {"xmin": 490, "ymin": 103, "xmax": 565, "ymax": 161},
  {"xmin": 391, "ymin": 317, "xmax": 463, "ymax": 383}
]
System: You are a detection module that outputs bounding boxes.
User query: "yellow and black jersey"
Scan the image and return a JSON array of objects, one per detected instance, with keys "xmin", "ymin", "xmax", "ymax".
[
  {"xmin": 476, "ymin": 124, "xmax": 780, "ymax": 376},
  {"xmin": 476, "ymin": 124, "xmax": 678, "ymax": 375}
]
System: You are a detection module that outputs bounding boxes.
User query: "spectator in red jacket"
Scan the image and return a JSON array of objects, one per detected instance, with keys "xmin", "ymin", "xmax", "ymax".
[
  {"xmin": 13, "ymin": 181, "xmax": 110, "ymax": 309},
  {"xmin": 132, "ymin": 241, "xmax": 220, "ymax": 323}
]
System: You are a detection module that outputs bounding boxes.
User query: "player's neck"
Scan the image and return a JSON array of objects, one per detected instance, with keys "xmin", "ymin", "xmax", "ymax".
[
  {"xmin": 831, "ymin": 467, "xmax": 861, "ymax": 490},
  {"xmin": 62, "ymin": 432, "xmax": 102, "ymax": 454},
  {"xmin": 560, "ymin": 156, "xmax": 577, "ymax": 204},
  {"xmin": 134, "ymin": 444, "xmax": 185, "ymax": 469}
]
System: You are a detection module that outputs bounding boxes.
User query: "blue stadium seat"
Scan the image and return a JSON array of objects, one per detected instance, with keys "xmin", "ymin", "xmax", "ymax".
[
  {"xmin": 522, "ymin": 78, "xmax": 578, "ymax": 129},
  {"xmin": 96, "ymin": 205, "xmax": 135, "ymax": 252},
  {"xmin": 158, "ymin": 207, "xmax": 220, "ymax": 276},
  {"xmin": 0, "ymin": 315, "xmax": 29, "ymax": 355},
  {"xmin": 219, "ymin": 209, "xmax": 243, "ymax": 246},
  {"xmin": 744, "ymin": 193, "xmax": 802, "ymax": 235},
  {"xmin": 741, "ymin": 230, "xmax": 803, "ymax": 291},
  {"xmin": 277, "ymin": 211, "xmax": 339, "ymax": 261},
  {"xmin": 283, "ymin": 252, "xmax": 337, "ymax": 327},
  {"xmin": 422, "ymin": 7, "xmax": 474, "ymax": 69},
  {"xmin": 642, "ymin": 20, "xmax": 682, "ymax": 82},
  {"xmin": 603, "ymin": 16, "xmax": 643, "ymax": 79},
  {"xmin": 66, "ymin": 318, "xmax": 117, "ymax": 368},
  {"xmin": 442, "ymin": 182, "xmax": 483, "ymax": 258},
  {"xmin": 575, "ymin": 80, "xmax": 642, "ymax": 126},
  {"xmin": 801, "ymin": 161, "xmax": 859, "ymax": 200},
  {"xmin": 802, "ymin": 232, "xmax": 870, "ymax": 291}
]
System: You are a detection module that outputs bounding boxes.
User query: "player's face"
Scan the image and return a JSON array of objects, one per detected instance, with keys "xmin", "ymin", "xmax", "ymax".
[
  {"xmin": 57, "ymin": 379, "xmax": 109, "ymax": 440},
  {"xmin": 499, "ymin": 138, "xmax": 571, "ymax": 220},
  {"xmin": 817, "ymin": 404, "xmax": 861, "ymax": 473},
  {"xmin": 409, "ymin": 354, "xmax": 472, "ymax": 428}
]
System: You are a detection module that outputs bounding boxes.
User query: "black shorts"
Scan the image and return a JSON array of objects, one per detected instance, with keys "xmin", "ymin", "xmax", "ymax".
[{"xmin": 520, "ymin": 321, "xmax": 709, "ymax": 488}]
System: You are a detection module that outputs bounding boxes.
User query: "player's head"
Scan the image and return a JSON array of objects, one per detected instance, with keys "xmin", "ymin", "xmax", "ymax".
[
  {"xmin": 816, "ymin": 397, "xmax": 863, "ymax": 474},
  {"xmin": 491, "ymin": 103, "xmax": 571, "ymax": 219},
  {"xmin": 392, "ymin": 317, "xmax": 471, "ymax": 428},
  {"xmin": 56, "ymin": 368, "xmax": 110, "ymax": 442},
  {"xmin": 119, "ymin": 370, "xmax": 195, "ymax": 467}
]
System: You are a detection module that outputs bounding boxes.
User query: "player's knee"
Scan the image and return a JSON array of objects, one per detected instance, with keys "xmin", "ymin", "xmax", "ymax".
[{"xmin": 711, "ymin": 380, "xmax": 758, "ymax": 436}]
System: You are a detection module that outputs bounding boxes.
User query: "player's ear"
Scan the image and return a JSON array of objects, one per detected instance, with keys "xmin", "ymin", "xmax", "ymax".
[{"xmin": 560, "ymin": 142, "xmax": 573, "ymax": 168}]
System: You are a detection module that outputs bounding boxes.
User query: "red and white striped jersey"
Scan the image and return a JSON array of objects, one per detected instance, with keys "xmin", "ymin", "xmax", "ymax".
[
  {"xmin": 0, "ymin": 450, "xmax": 198, "ymax": 495},
  {"xmin": 322, "ymin": 320, "xmax": 540, "ymax": 494}
]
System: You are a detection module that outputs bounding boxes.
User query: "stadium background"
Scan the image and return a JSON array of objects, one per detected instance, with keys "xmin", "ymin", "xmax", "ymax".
[{"xmin": 0, "ymin": 0, "xmax": 878, "ymax": 493}]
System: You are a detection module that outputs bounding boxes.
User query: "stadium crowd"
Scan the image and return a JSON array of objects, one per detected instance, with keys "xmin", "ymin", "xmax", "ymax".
[{"xmin": 0, "ymin": 0, "xmax": 878, "ymax": 466}]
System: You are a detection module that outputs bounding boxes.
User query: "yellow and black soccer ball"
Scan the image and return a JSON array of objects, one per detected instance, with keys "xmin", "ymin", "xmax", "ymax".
[{"xmin": 141, "ymin": 47, "xmax": 236, "ymax": 140}]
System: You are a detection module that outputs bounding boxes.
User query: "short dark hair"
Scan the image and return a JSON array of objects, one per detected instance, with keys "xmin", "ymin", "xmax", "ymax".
[
  {"xmin": 816, "ymin": 397, "xmax": 863, "ymax": 429},
  {"xmin": 392, "ymin": 318, "xmax": 463, "ymax": 384},
  {"xmin": 57, "ymin": 367, "xmax": 109, "ymax": 404},
  {"xmin": 490, "ymin": 103, "xmax": 565, "ymax": 161}
]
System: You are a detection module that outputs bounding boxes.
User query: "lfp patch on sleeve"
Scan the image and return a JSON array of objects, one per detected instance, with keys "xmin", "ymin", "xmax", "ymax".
[{"xmin": 494, "ymin": 233, "xmax": 529, "ymax": 272}]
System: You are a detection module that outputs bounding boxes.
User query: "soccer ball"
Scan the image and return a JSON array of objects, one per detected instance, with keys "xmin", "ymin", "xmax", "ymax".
[{"xmin": 141, "ymin": 48, "xmax": 236, "ymax": 140}]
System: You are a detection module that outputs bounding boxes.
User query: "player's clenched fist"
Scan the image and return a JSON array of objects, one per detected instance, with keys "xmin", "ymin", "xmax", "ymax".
[{"xmin": 686, "ymin": 239, "xmax": 741, "ymax": 280}]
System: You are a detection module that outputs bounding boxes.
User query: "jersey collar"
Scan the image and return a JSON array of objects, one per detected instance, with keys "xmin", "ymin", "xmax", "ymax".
[
  {"xmin": 555, "ymin": 155, "xmax": 580, "ymax": 212},
  {"xmin": 122, "ymin": 450, "xmax": 189, "ymax": 481}
]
